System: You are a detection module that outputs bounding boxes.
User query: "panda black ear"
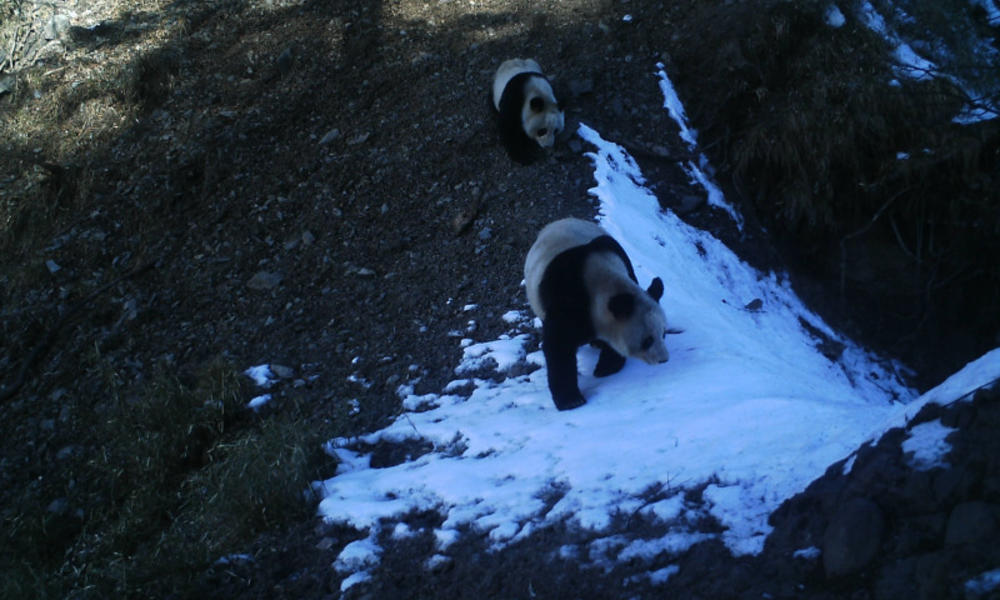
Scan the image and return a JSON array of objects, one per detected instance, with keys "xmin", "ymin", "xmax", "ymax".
[
  {"xmin": 608, "ymin": 293, "xmax": 635, "ymax": 320},
  {"xmin": 529, "ymin": 97, "xmax": 545, "ymax": 112},
  {"xmin": 647, "ymin": 277, "xmax": 664, "ymax": 302}
]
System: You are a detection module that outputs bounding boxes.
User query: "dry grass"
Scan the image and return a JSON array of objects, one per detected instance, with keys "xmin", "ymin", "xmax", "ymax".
[
  {"xmin": 1, "ymin": 358, "xmax": 329, "ymax": 598},
  {"xmin": 665, "ymin": 0, "xmax": 1000, "ymax": 370}
]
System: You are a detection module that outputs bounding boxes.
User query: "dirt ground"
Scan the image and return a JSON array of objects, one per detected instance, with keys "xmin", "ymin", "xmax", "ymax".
[{"xmin": 2, "ymin": 0, "xmax": 995, "ymax": 597}]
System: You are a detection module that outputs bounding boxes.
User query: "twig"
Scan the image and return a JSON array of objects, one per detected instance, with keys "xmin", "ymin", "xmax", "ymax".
[{"xmin": 43, "ymin": 65, "xmax": 68, "ymax": 77}]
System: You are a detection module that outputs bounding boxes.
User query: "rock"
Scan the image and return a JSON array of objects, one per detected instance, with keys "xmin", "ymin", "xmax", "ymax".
[
  {"xmin": 56, "ymin": 445, "xmax": 81, "ymax": 460},
  {"xmin": 0, "ymin": 73, "xmax": 15, "ymax": 97},
  {"xmin": 319, "ymin": 128, "xmax": 341, "ymax": 145},
  {"xmin": 451, "ymin": 200, "xmax": 482, "ymax": 236},
  {"xmin": 47, "ymin": 497, "xmax": 69, "ymax": 515},
  {"xmin": 316, "ymin": 537, "xmax": 335, "ymax": 551},
  {"xmin": 945, "ymin": 501, "xmax": 997, "ymax": 545},
  {"xmin": 676, "ymin": 194, "xmax": 704, "ymax": 214},
  {"xmin": 823, "ymin": 497, "xmax": 884, "ymax": 577},
  {"xmin": 276, "ymin": 46, "xmax": 294, "ymax": 75},
  {"xmin": 44, "ymin": 15, "xmax": 72, "ymax": 41},
  {"xmin": 247, "ymin": 271, "xmax": 282, "ymax": 290},
  {"xmin": 269, "ymin": 364, "xmax": 294, "ymax": 379},
  {"xmin": 348, "ymin": 266, "xmax": 375, "ymax": 277},
  {"xmin": 347, "ymin": 133, "xmax": 370, "ymax": 146}
]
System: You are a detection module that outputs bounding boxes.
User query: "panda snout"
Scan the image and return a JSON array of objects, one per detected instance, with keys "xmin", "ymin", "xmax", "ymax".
[
  {"xmin": 637, "ymin": 348, "xmax": 669, "ymax": 365},
  {"xmin": 650, "ymin": 346, "xmax": 670, "ymax": 365}
]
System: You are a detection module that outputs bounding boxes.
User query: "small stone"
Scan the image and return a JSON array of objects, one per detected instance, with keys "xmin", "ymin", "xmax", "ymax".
[
  {"xmin": 823, "ymin": 497, "xmax": 884, "ymax": 577},
  {"xmin": 316, "ymin": 537, "xmax": 335, "ymax": 551},
  {"xmin": 247, "ymin": 271, "xmax": 282, "ymax": 290},
  {"xmin": 676, "ymin": 194, "xmax": 705, "ymax": 214},
  {"xmin": 649, "ymin": 144, "xmax": 673, "ymax": 158},
  {"xmin": 47, "ymin": 498, "xmax": 69, "ymax": 515},
  {"xmin": 319, "ymin": 128, "xmax": 341, "ymax": 145},
  {"xmin": 451, "ymin": 200, "xmax": 482, "ymax": 236},
  {"xmin": 301, "ymin": 231, "xmax": 315, "ymax": 246},
  {"xmin": 0, "ymin": 74, "xmax": 15, "ymax": 96},
  {"xmin": 945, "ymin": 501, "xmax": 997, "ymax": 545},
  {"xmin": 744, "ymin": 298, "xmax": 763, "ymax": 312},
  {"xmin": 277, "ymin": 46, "xmax": 294, "ymax": 75},
  {"xmin": 478, "ymin": 227, "xmax": 492, "ymax": 241},
  {"xmin": 44, "ymin": 15, "xmax": 72, "ymax": 41},
  {"xmin": 269, "ymin": 364, "xmax": 294, "ymax": 379},
  {"xmin": 46, "ymin": 259, "xmax": 61, "ymax": 273},
  {"xmin": 56, "ymin": 445, "xmax": 81, "ymax": 460},
  {"xmin": 347, "ymin": 133, "xmax": 370, "ymax": 146}
]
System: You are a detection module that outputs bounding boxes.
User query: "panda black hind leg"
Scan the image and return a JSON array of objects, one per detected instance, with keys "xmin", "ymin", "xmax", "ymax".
[
  {"xmin": 592, "ymin": 340, "xmax": 627, "ymax": 377},
  {"xmin": 542, "ymin": 319, "xmax": 587, "ymax": 411}
]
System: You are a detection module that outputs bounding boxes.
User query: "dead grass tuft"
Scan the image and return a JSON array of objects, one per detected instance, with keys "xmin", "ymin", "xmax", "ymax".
[
  {"xmin": 1, "ymin": 359, "xmax": 331, "ymax": 598},
  {"xmin": 667, "ymin": 0, "xmax": 1000, "ymax": 370}
]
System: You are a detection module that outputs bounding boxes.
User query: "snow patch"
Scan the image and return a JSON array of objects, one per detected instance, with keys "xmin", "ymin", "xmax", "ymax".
[
  {"xmin": 313, "ymin": 63, "xmax": 935, "ymax": 588},
  {"xmin": 654, "ymin": 65, "xmax": 744, "ymax": 228},
  {"xmin": 902, "ymin": 420, "xmax": 957, "ymax": 470}
]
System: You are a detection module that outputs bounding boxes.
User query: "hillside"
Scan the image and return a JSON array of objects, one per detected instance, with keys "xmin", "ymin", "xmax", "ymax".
[{"xmin": 2, "ymin": 0, "xmax": 998, "ymax": 597}]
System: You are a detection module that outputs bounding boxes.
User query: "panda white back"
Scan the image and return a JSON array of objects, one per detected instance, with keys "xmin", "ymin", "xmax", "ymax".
[
  {"xmin": 492, "ymin": 58, "xmax": 544, "ymax": 111},
  {"xmin": 525, "ymin": 218, "xmax": 605, "ymax": 319}
]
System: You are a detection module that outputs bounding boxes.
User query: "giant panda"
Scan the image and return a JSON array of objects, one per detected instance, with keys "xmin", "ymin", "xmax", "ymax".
[
  {"xmin": 525, "ymin": 218, "xmax": 672, "ymax": 411},
  {"xmin": 491, "ymin": 58, "xmax": 565, "ymax": 165}
]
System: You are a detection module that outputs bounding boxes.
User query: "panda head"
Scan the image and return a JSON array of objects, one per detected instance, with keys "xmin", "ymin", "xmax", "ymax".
[
  {"xmin": 521, "ymin": 76, "xmax": 564, "ymax": 148},
  {"xmin": 601, "ymin": 277, "xmax": 671, "ymax": 365}
]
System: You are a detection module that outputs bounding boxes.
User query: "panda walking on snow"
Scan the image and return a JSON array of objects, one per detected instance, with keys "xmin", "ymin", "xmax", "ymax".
[
  {"xmin": 491, "ymin": 58, "xmax": 565, "ymax": 165},
  {"xmin": 525, "ymin": 218, "xmax": 673, "ymax": 411}
]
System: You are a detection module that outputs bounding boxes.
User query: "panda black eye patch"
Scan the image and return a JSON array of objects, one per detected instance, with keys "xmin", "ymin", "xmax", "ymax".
[
  {"xmin": 529, "ymin": 97, "xmax": 545, "ymax": 112},
  {"xmin": 537, "ymin": 128, "xmax": 548, "ymax": 137},
  {"xmin": 641, "ymin": 336, "xmax": 654, "ymax": 351}
]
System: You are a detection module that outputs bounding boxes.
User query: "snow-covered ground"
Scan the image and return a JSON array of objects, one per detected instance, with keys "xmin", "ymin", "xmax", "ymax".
[
  {"xmin": 275, "ymin": 66, "xmax": 1000, "ymax": 594},
  {"xmin": 857, "ymin": 0, "xmax": 1000, "ymax": 123}
]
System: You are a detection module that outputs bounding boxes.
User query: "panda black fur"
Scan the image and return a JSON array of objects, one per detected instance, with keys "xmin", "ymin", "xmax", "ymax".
[
  {"xmin": 491, "ymin": 58, "xmax": 565, "ymax": 165},
  {"xmin": 525, "ymin": 218, "xmax": 671, "ymax": 411}
]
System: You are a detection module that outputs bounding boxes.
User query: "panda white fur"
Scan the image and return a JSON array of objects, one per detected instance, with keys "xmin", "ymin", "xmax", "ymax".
[
  {"xmin": 491, "ymin": 58, "xmax": 565, "ymax": 165},
  {"xmin": 525, "ymin": 218, "xmax": 671, "ymax": 410}
]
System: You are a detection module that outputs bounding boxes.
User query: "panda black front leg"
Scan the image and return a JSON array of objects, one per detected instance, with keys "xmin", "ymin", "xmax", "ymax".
[
  {"xmin": 592, "ymin": 340, "xmax": 626, "ymax": 377},
  {"xmin": 542, "ymin": 321, "xmax": 587, "ymax": 411}
]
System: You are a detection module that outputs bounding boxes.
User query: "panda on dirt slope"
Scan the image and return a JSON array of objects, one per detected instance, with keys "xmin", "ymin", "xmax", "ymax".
[
  {"xmin": 491, "ymin": 58, "xmax": 565, "ymax": 165},
  {"xmin": 525, "ymin": 218, "xmax": 673, "ymax": 411}
]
